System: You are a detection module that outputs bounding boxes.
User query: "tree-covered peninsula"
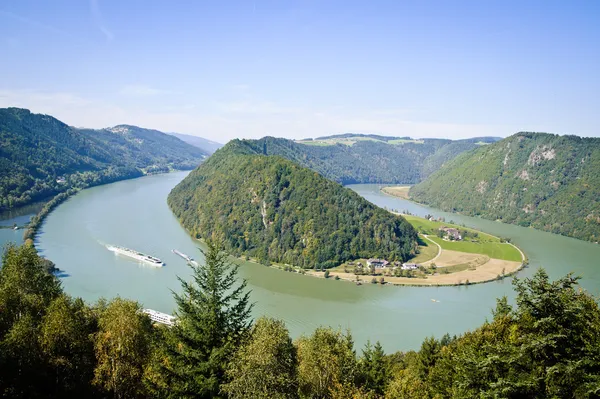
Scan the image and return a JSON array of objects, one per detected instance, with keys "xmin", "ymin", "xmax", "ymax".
[
  {"xmin": 411, "ymin": 132, "xmax": 600, "ymax": 242},
  {"xmin": 168, "ymin": 141, "xmax": 418, "ymax": 269},
  {"xmin": 0, "ymin": 108, "xmax": 206, "ymax": 211}
]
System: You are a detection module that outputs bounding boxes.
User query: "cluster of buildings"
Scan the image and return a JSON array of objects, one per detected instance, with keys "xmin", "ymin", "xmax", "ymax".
[
  {"xmin": 366, "ymin": 259, "xmax": 419, "ymax": 271},
  {"xmin": 439, "ymin": 226, "xmax": 462, "ymax": 241}
]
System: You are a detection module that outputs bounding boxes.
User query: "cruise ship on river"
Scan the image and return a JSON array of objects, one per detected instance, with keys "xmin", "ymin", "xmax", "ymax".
[{"xmin": 106, "ymin": 245, "xmax": 165, "ymax": 267}]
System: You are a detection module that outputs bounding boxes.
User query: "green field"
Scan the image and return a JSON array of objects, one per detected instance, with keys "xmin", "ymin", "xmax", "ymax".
[
  {"xmin": 410, "ymin": 237, "xmax": 439, "ymax": 263},
  {"xmin": 404, "ymin": 215, "xmax": 495, "ymax": 239},
  {"xmin": 296, "ymin": 136, "xmax": 423, "ymax": 147},
  {"xmin": 403, "ymin": 215, "xmax": 522, "ymax": 262},
  {"xmin": 387, "ymin": 139, "xmax": 424, "ymax": 145}
]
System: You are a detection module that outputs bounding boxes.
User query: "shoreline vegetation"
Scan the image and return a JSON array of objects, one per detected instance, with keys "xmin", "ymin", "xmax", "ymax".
[{"xmin": 240, "ymin": 210, "xmax": 527, "ymax": 287}]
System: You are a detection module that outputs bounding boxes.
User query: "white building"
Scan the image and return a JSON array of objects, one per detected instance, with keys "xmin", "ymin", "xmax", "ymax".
[
  {"xmin": 401, "ymin": 263, "xmax": 419, "ymax": 270},
  {"xmin": 367, "ymin": 258, "xmax": 389, "ymax": 269}
]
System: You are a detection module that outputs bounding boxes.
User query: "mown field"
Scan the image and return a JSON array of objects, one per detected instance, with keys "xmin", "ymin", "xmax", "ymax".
[
  {"xmin": 403, "ymin": 215, "xmax": 522, "ymax": 262},
  {"xmin": 427, "ymin": 236, "xmax": 522, "ymax": 262}
]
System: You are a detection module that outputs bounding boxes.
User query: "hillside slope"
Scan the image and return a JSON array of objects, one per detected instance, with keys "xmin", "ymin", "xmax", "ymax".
[
  {"xmin": 170, "ymin": 132, "xmax": 223, "ymax": 154},
  {"xmin": 229, "ymin": 135, "xmax": 498, "ymax": 185},
  {"xmin": 410, "ymin": 132, "xmax": 600, "ymax": 242},
  {"xmin": 168, "ymin": 141, "xmax": 418, "ymax": 269},
  {"xmin": 0, "ymin": 108, "xmax": 206, "ymax": 210}
]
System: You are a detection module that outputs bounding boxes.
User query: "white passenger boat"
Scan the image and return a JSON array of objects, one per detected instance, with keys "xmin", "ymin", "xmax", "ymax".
[
  {"xmin": 143, "ymin": 309, "xmax": 176, "ymax": 326},
  {"xmin": 106, "ymin": 245, "xmax": 165, "ymax": 267}
]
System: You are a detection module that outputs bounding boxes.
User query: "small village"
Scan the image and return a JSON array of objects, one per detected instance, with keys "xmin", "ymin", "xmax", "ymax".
[{"xmin": 354, "ymin": 226, "xmax": 465, "ymax": 273}]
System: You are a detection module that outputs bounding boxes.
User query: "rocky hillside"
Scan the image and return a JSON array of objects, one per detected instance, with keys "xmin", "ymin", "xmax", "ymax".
[{"xmin": 410, "ymin": 132, "xmax": 600, "ymax": 242}]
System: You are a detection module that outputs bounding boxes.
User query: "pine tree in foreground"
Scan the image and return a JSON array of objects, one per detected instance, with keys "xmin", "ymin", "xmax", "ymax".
[{"xmin": 148, "ymin": 240, "xmax": 253, "ymax": 399}]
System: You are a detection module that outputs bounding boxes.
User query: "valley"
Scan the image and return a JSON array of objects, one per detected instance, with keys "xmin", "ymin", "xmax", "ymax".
[{"xmin": 26, "ymin": 173, "xmax": 600, "ymax": 353}]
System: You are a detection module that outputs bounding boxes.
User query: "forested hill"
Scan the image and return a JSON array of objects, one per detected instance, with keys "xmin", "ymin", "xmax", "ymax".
[
  {"xmin": 168, "ymin": 141, "xmax": 418, "ymax": 268},
  {"xmin": 224, "ymin": 135, "xmax": 499, "ymax": 185},
  {"xmin": 411, "ymin": 132, "xmax": 600, "ymax": 242},
  {"xmin": 0, "ymin": 108, "xmax": 206, "ymax": 210}
]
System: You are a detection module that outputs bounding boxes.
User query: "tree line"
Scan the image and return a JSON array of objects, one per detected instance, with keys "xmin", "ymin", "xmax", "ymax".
[{"xmin": 1, "ymin": 241, "xmax": 599, "ymax": 398}]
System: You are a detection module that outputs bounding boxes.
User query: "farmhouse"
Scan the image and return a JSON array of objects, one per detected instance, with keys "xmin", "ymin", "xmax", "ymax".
[
  {"xmin": 367, "ymin": 258, "xmax": 389, "ymax": 269},
  {"xmin": 439, "ymin": 226, "xmax": 462, "ymax": 241}
]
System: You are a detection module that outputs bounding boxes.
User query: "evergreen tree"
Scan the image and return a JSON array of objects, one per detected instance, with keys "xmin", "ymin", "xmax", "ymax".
[
  {"xmin": 153, "ymin": 240, "xmax": 253, "ymax": 398},
  {"xmin": 361, "ymin": 341, "xmax": 388, "ymax": 396}
]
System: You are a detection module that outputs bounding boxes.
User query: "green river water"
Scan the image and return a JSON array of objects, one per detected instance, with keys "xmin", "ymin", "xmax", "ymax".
[{"xmin": 8, "ymin": 171, "xmax": 596, "ymax": 352}]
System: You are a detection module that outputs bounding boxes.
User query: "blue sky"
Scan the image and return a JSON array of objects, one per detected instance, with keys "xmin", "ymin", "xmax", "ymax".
[{"xmin": 1, "ymin": 1, "xmax": 598, "ymax": 141}]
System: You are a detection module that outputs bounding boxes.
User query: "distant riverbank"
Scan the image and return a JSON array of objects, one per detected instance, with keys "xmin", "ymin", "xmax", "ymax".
[{"xmin": 381, "ymin": 185, "xmax": 411, "ymax": 200}]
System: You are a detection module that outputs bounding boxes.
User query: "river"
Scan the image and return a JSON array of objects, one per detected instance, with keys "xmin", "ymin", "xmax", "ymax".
[{"xmin": 23, "ymin": 172, "xmax": 600, "ymax": 352}]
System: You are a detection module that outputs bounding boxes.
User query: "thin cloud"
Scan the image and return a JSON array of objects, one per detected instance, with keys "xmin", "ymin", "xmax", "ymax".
[{"xmin": 89, "ymin": 0, "xmax": 114, "ymax": 41}]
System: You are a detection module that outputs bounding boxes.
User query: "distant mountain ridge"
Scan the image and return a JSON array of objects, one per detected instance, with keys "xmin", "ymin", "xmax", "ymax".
[
  {"xmin": 221, "ymin": 135, "xmax": 501, "ymax": 185},
  {"xmin": 169, "ymin": 132, "xmax": 223, "ymax": 154},
  {"xmin": 0, "ymin": 108, "xmax": 206, "ymax": 210},
  {"xmin": 168, "ymin": 140, "xmax": 418, "ymax": 269},
  {"xmin": 410, "ymin": 132, "xmax": 600, "ymax": 242},
  {"xmin": 310, "ymin": 133, "xmax": 501, "ymax": 143}
]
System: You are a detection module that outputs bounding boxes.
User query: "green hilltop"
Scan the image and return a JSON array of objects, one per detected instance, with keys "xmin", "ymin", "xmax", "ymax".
[
  {"xmin": 410, "ymin": 132, "xmax": 600, "ymax": 242},
  {"xmin": 167, "ymin": 140, "xmax": 418, "ymax": 269}
]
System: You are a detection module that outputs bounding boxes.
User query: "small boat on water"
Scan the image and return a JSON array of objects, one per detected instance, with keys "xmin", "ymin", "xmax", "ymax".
[
  {"xmin": 172, "ymin": 249, "xmax": 198, "ymax": 265},
  {"xmin": 106, "ymin": 245, "xmax": 165, "ymax": 267},
  {"xmin": 172, "ymin": 249, "xmax": 194, "ymax": 262}
]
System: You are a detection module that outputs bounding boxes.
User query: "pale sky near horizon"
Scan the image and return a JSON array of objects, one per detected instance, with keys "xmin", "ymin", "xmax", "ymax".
[{"xmin": 1, "ymin": 0, "xmax": 598, "ymax": 142}]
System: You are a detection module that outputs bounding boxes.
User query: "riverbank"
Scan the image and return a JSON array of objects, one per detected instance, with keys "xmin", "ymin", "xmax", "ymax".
[
  {"xmin": 381, "ymin": 185, "xmax": 411, "ymax": 200},
  {"xmin": 257, "ymin": 212, "xmax": 527, "ymax": 287}
]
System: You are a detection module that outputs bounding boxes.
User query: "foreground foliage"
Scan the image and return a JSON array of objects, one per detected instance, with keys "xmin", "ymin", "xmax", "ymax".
[
  {"xmin": 1, "ymin": 242, "xmax": 599, "ymax": 398},
  {"xmin": 168, "ymin": 142, "xmax": 418, "ymax": 269},
  {"xmin": 411, "ymin": 132, "xmax": 600, "ymax": 242}
]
